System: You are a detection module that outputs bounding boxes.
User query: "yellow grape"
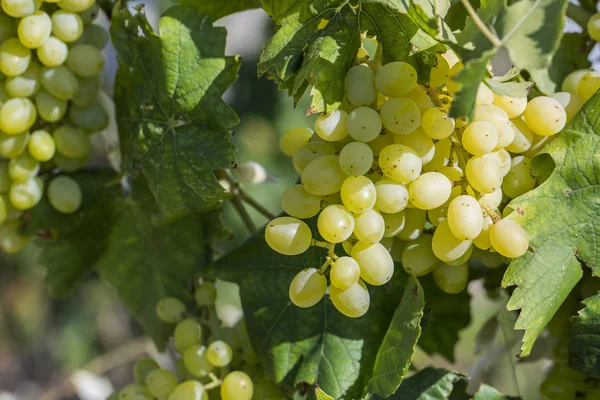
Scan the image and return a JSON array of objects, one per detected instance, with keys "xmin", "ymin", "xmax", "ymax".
[
  {"xmin": 489, "ymin": 218, "xmax": 529, "ymax": 258},
  {"xmin": 279, "ymin": 126, "xmax": 313, "ymax": 156},
  {"xmin": 289, "ymin": 268, "xmax": 327, "ymax": 308},
  {"xmin": 351, "ymin": 242, "xmax": 394, "ymax": 286},
  {"xmin": 318, "ymin": 204, "xmax": 354, "ymax": 243},
  {"xmin": 408, "ymin": 172, "xmax": 452, "ymax": 210},
  {"xmin": 301, "ymin": 155, "xmax": 347, "ymax": 196},
  {"xmin": 353, "ymin": 209, "xmax": 385, "ymax": 244},
  {"xmin": 265, "ymin": 217, "xmax": 312, "ymax": 256},
  {"xmin": 340, "ymin": 175, "xmax": 376, "ymax": 213},
  {"xmin": 523, "ymin": 96, "xmax": 566, "ymax": 136},
  {"xmin": 330, "ymin": 256, "xmax": 361, "ymax": 290},
  {"xmin": 374, "ymin": 179, "xmax": 408, "ymax": 213},
  {"xmin": 315, "ymin": 110, "xmax": 348, "ymax": 141},
  {"xmin": 330, "ymin": 279, "xmax": 370, "ymax": 318},
  {"xmin": 380, "ymin": 97, "xmax": 421, "ymax": 134},
  {"xmin": 431, "ymin": 219, "xmax": 472, "ymax": 262},
  {"xmin": 447, "ymin": 195, "xmax": 483, "ymax": 240},
  {"xmin": 375, "ymin": 61, "xmax": 417, "ymax": 97}
]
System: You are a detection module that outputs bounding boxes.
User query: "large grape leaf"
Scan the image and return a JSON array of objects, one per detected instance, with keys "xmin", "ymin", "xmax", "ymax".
[
  {"xmin": 502, "ymin": 91, "xmax": 600, "ymax": 356},
  {"xmin": 212, "ymin": 230, "xmax": 422, "ymax": 400},
  {"xmin": 258, "ymin": 0, "xmax": 444, "ymax": 114},
  {"xmin": 176, "ymin": 0, "xmax": 260, "ymax": 20},
  {"xmin": 568, "ymin": 293, "xmax": 600, "ymax": 378},
  {"xmin": 26, "ymin": 170, "xmax": 218, "ymax": 347},
  {"xmin": 111, "ymin": 6, "xmax": 239, "ymax": 221}
]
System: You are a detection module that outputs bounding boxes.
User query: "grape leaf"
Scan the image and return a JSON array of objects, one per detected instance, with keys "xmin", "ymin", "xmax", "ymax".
[
  {"xmin": 372, "ymin": 367, "xmax": 465, "ymax": 399},
  {"xmin": 111, "ymin": 6, "xmax": 239, "ymax": 221},
  {"xmin": 502, "ymin": 91, "xmax": 600, "ymax": 356},
  {"xmin": 27, "ymin": 170, "xmax": 217, "ymax": 347},
  {"xmin": 315, "ymin": 386, "xmax": 335, "ymax": 400},
  {"xmin": 568, "ymin": 293, "xmax": 600, "ymax": 378},
  {"xmin": 367, "ymin": 275, "xmax": 424, "ymax": 397},
  {"xmin": 258, "ymin": 0, "xmax": 443, "ymax": 114},
  {"xmin": 176, "ymin": 0, "xmax": 260, "ymax": 20},
  {"xmin": 473, "ymin": 384, "xmax": 518, "ymax": 399},
  {"xmin": 212, "ymin": 230, "xmax": 414, "ymax": 400}
]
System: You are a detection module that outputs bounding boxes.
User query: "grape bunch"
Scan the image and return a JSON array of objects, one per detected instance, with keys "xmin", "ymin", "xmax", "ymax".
[
  {"xmin": 109, "ymin": 280, "xmax": 285, "ymax": 400},
  {"xmin": 264, "ymin": 36, "xmax": 588, "ymax": 318},
  {"xmin": 0, "ymin": 0, "xmax": 109, "ymax": 253}
]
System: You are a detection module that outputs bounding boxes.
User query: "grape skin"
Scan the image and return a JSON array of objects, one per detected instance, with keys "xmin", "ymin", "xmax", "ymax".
[{"xmin": 289, "ymin": 268, "xmax": 327, "ymax": 308}]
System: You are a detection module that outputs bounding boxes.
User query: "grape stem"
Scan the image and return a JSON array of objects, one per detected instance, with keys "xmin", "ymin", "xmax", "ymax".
[
  {"xmin": 426, "ymin": 88, "xmax": 444, "ymax": 108},
  {"xmin": 318, "ymin": 257, "xmax": 333, "ymax": 275},
  {"xmin": 483, "ymin": 205, "xmax": 501, "ymax": 223},
  {"xmin": 567, "ymin": 3, "xmax": 593, "ymax": 29},
  {"xmin": 203, "ymin": 372, "xmax": 222, "ymax": 391}
]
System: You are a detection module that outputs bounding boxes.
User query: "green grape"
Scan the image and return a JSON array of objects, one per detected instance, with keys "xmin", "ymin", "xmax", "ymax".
[
  {"xmin": 37, "ymin": 36, "xmax": 68, "ymax": 67},
  {"xmin": 339, "ymin": 141, "xmax": 374, "ymax": 176},
  {"xmin": 41, "ymin": 65, "xmax": 79, "ymax": 99},
  {"xmin": 78, "ymin": 2, "xmax": 98, "ymax": 23},
  {"xmin": 562, "ymin": 69, "xmax": 588, "ymax": 94},
  {"xmin": 501, "ymin": 156, "xmax": 535, "ymax": 199},
  {"xmin": 0, "ymin": 220, "xmax": 30, "ymax": 253},
  {"xmin": 0, "ymin": 12, "xmax": 16, "ymax": 43},
  {"xmin": 47, "ymin": 175, "xmax": 82, "ymax": 213},
  {"xmin": 75, "ymin": 23, "xmax": 109, "ymax": 49},
  {"xmin": 145, "ymin": 369, "xmax": 178, "ymax": 398},
  {"xmin": 588, "ymin": 12, "xmax": 600, "ymax": 41},
  {"xmin": 0, "ymin": 97, "xmax": 36, "ymax": 134},
  {"xmin": 489, "ymin": 218, "xmax": 529, "ymax": 258},
  {"xmin": 330, "ymin": 279, "xmax": 370, "ymax": 318},
  {"xmin": 472, "ymin": 247, "xmax": 505, "ymax": 268},
  {"xmin": 71, "ymin": 75, "xmax": 101, "ymax": 108},
  {"xmin": 461, "ymin": 121, "xmax": 498, "ymax": 156},
  {"xmin": 330, "ymin": 256, "xmax": 360, "ymax": 290},
  {"xmin": 374, "ymin": 179, "xmax": 408, "ymax": 214},
  {"xmin": 2, "ymin": 0, "xmax": 37, "ymax": 17},
  {"xmin": 375, "ymin": 61, "xmax": 417, "ymax": 97},
  {"xmin": 379, "ymin": 144, "xmax": 422, "ymax": 183},
  {"xmin": 396, "ymin": 208, "xmax": 426, "ymax": 241},
  {"xmin": 57, "ymin": 0, "xmax": 94, "ymax": 13},
  {"xmin": 28, "ymin": 129, "xmax": 55, "ymax": 161},
  {"xmin": 281, "ymin": 184, "xmax": 321, "ymax": 219},
  {"xmin": 8, "ymin": 151, "xmax": 39, "ymax": 182},
  {"xmin": 429, "ymin": 53, "xmax": 450, "ymax": 88},
  {"xmin": 17, "ymin": 11, "xmax": 51, "ymax": 48},
  {"xmin": 340, "ymin": 176, "xmax": 376, "ymax": 213},
  {"xmin": 427, "ymin": 202, "xmax": 447, "ymax": 227},
  {"xmin": 401, "ymin": 233, "xmax": 437, "ymax": 276},
  {"xmin": 221, "ymin": 371, "xmax": 254, "ymax": 400},
  {"xmin": 351, "ymin": 241, "xmax": 394, "ymax": 285},
  {"xmin": 118, "ymin": 383, "xmax": 152, "ymax": 400},
  {"xmin": 475, "ymin": 83, "xmax": 494, "ymax": 105},
  {"xmin": 431, "ymin": 219, "xmax": 472, "ymax": 262},
  {"xmin": 194, "ymin": 281, "xmax": 216, "ymax": 306},
  {"xmin": 133, "ymin": 358, "xmax": 159, "ymax": 384},
  {"xmin": 68, "ymin": 102, "xmax": 109, "ymax": 132},
  {"xmin": 265, "ymin": 216, "xmax": 312, "ymax": 255},
  {"xmin": 183, "ymin": 345, "xmax": 213, "ymax": 377},
  {"xmin": 53, "ymin": 152, "xmax": 86, "ymax": 172},
  {"xmin": 523, "ymin": 96, "xmax": 566, "ymax": 136},
  {"xmin": 51, "ymin": 10, "xmax": 83, "ymax": 42},
  {"xmin": 206, "ymin": 340, "xmax": 233, "ymax": 367},
  {"xmin": 433, "ymin": 263, "xmax": 468, "ymax": 294},
  {"xmin": 550, "ymin": 91, "xmax": 584, "ymax": 122},
  {"xmin": 382, "ymin": 210, "xmax": 406, "ymax": 237},
  {"xmin": 473, "ymin": 104, "xmax": 509, "ymax": 139},
  {"xmin": 423, "ymin": 138, "xmax": 452, "ymax": 173},
  {"xmin": 0, "ymin": 131, "xmax": 29, "ymax": 158},
  {"xmin": 155, "ymin": 297, "xmax": 186, "ymax": 324},
  {"xmin": 507, "ymin": 117, "xmax": 534, "ymax": 153},
  {"xmin": 344, "ymin": 64, "xmax": 377, "ymax": 106},
  {"xmin": 380, "ymin": 97, "xmax": 421, "ymax": 134},
  {"xmin": 393, "ymin": 128, "xmax": 435, "ymax": 164},
  {"xmin": 438, "ymin": 165, "xmax": 463, "ymax": 182},
  {"xmin": 408, "ymin": 172, "xmax": 452, "ymax": 210},
  {"xmin": 447, "ymin": 195, "xmax": 483, "ymax": 240},
  {"xmin": 406, "ymin": 86, "xmax": 435, "ymax": 113},
  {"xmin": 421, "ymin": 107, "xmax": 454, "ymax": 140},
  {"xmin": 367, "ymin": 132, "xmax": 393, "ymax": 156},
  {"xmin": 168, "ymin": 381, "xmax": 207, "ymax": 400},
  {"xmin": 4, "ymin": 61, "xmax": 41, "ymax": 97},
  {"xmin": 35, "ymin": 89, "xmax": 68, "ymax": 122},
  {"xmin": 53, "ymin": 125, "xmax": 91, "ymax": 158},
  {"xmin": 347, "ymin": 106, "xmax": 382, "ymax": 142},
  {"xmin": 317, "ymin": 204, "xmax": 354, "ymax": 243},
  {"xmin": 292, "ymin": 141, "xmax": 336, "ymax": 173},
  {"xmin": 9, "ymin": 176, "xmax": 42, "ymax": 210},
  {"xmin": 353, "ymin": 208, "xmax": 385, "ymax": 244},
  {"xmin": 314, "ymin": 110, "xmax": 348, "ymax": 141},
  {"xmin": 492, "ymin": 93, "xmax": 527, "ymax": 118},
  {"xmin": 465, "ymin": 155, "xmax": 503, "ymax": 194},
  {"xmin": 301, "ymin": 155, "xmax": 347, "ymax": 196},
  {"xmin": 279, "ymin": 126, "xmax": 313, "ymax": 156}
]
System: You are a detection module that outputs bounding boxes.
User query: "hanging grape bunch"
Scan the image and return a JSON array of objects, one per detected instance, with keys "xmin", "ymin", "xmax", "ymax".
[
  {"xmin": 0, "ymin": 0, "xmax": 109, "ymax": 252},
  {"xmin": 264, "ymin": 36, "xmax": 588, "ymax": 318}
]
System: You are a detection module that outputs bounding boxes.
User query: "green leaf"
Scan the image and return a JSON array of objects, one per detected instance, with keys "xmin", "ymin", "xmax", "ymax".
[
  {"xmin": 315, "ymin": 386, "xmax": 335, "ymax": 400},
  {"xmin": 176, "ymin": 0, "xmax": 260, "ymax": 20},
  {"xmin": 372, "ymin": 367, "xmax": 465, "ymax": 399},
  {"xmin": 212, "ymin": 230, "xmax": 408, "ymax": 400},
  {"xmin": 484, "ymin": 69, "xmax": 533, "ymax": 97},
  {"xmin": 258, "ymin": 0, "xmax": 443, "ymax": 114},
  {"xmin": 569, "ymin": 293, "xmax": 600, "ymax": 378},
  {"xmin": 448, "ymin": 51, "xmax": 494, "ymax": 119},
  {"xmin": 418, "ymin": 275, "xmax": 471, "ymax": 362},
  {"xmin": 473, "ymin": 384, "xmax": 517, "ymax": 399},
  {"xmin": 502, "ymin": 91, "xmax": 600, "ymax": 356},
  {"xmin": 111, "ymin": 6, "xmax": 239, "ymax": 221},
  {"xmin": 367, "ymin": 275, "xmax": 424, "ymax": 397},
  {"xmin": 28, "ymin": 170, "xmax": 217, "ymax": 347}
]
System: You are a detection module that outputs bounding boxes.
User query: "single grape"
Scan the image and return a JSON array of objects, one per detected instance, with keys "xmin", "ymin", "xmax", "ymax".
[
  {"xmin": 47, "ymin": 175, "xmax": 82, "ymax": 214},
  {"xmin": 53, "ymin": 125, "xmax": 91, "ymax": 158},
  {"xmin": 475, "ymin": 83, "xmax": 494, "ymax": 105},
  {"xmin": 35, "ymin": 89, "xmax": 68, "ymax": 122},
  {"xmin": 347, "ymin": 106, "xmax": 382, "ymax": 142},
  {"xmin": 145, "ymin": 369, "xmax": 178, "ymax": 399},
  {"xmin": 353, "ymin": 208, "xmax": 385, "ymax": 244},
  {"xmin": 447, "ymin": 195, "xmax": 484, "ymax": 240},
  {"xmin": 421, "ymin": 107, "xmax": 454, "ymax": 139},
  {"xmin": 4, "ymin": 61, "xmax": 41, "ymax": 98},
  {"xmin": 221, "ymin": 371, "xmax": 254, "ymax": 400},
  {"xmin": 183, "ymin": 345, "xmax": 213, "ymax": 377},
  {"xmin": 382, "ymin": 210, "xmax": 406, "ymax": 237},
  {"xmin": 562, "ymin": 69, "xmax": 588, "ymax": 94},
  {"xmin": 155, "ymin": 297, "xmax": 186, "ymax": 324},
  {"xmin": 330, "ymin": 279, "xmax": 370, "ymax": 318},
  {"xmin": 0, "ymin": 220, "xmax": 30, "ymax": 253},
  {"xmin": 314, "ymin": 110, "xmax": 348, "ymax": 141},
  {"xmin": 206, "ymin": 340, "xmax": 233, "ymax": 367},
  {"xmin": 506, "ymin": 117, "xmax": 534, "ymax": 153},
  {"xmin": 380, "ymin": 97, "xmax": 421, "ymax": 134},
  {"xmin": 340, "ymin": 175, "xmax": 376, "ymax": 213},
  {"xmin": 344, "ymin": 64, "xmax": 377, "ymax": 106},
  {"xmin": 339, "ymin": 141, "xmax": 374, "ymax": 176},
  {"xmin": 0, "ymin": 97, "xmax": 36, "ymax": 134},
  {"xmin": 406, "ymin": 86, "xmax": 435, "ymax": 113},
  {"xmin": 429, "ymin": 53, "xmax": 450, "ymax": 88},
  {"xmin": 8, "ymin": 151, "xmax": 39, "ymax": 182},
  {"xmin": 401, "ymin": 233, "xmax": 437, "ymax": 276},
  {"xmin": 51, "ymin": 10, "xmax": 84, "ymax": 42},
  {"xmin": 37, "ymin": 36, "xmax": 69, "ymax": 67},
  {"xmin": 41, "ymin": 65, "xmax": 79, "ymax": 100},
  {"xmin": 375, "ymin": 61, "xmax": 417, "ymax": 97},
  {"xmin": 489, "ymin": 218, "xmax": 529, "ymax": 258},
  {"xmin": 351, "ymin": 242, "xmax": 394, "ymax": 286},
  {"xmin": 523, "ymin": 96, "xmax": 566, "ymax": 136},
  {"xmin": 465, "ymin": 155, "xmax": 503, "ymax": 194},
  {"xmin": 501, "ymin": 156, "xmax": 535, "ymax": 199},
  {"xmin": 408, "ymin": 172, "xmax": 452, "ymax": 210},
  {"xmin": 433, "ymin": 263, "xmax": 468, "ymax": 294},
  {"xmin": 492, "ymin": 93, "xmax": 527, "ymax": 118},
  {"xmin": 265, "ymin": 216, "xmax": 312, "ymax": 255},
  {"xmin": 550, "ymin": 91, "xmax": 584, "ymax": 122},
  {"xmin": 168, "ymin": 380, "xmax": 207, "ymax": 400},
  {"xmin": 292, "ymin": 141, "xmax": 336, "ymax": 173},
  {"xmin": 9, "ymin": 176, "xmax": 42, "ymax": 210},
  {"xmin": 194, "ymin": 281, "xmax": 216, "ymax": 306},
  {"xmin": 396, "ymin": 208, "xmax": 426, "ymax": 241},
  {"xmin": 28, "ymin": 130, "xmax": 55, "ymax": 162},
  {"xmin": 374, "ymin": 180, "xmax": 408, "ymax": 214},
  {"xmin": 173, "ymin": 318, "xmax": 202, "ymax": 354},
  {"xmin": 118, "ymin": 383, "xmax": 152, "ymax": 400},
  {"xmin": 301, "ymin": 155, "xmax": 347, "ymax": 196},
  {"xmin": 289, "ymin": 267, "xmax": 327, "ymax": 308},
  {"xmin": 281, "ymin": 184, "xmax": 321, "ymax": 219},
  {"xmin": 68, "ymin": 102, "xmax": 109, "ymax": 132},
  {"xmin": 317, "ymin": 204, "xmax": 354, "ymax": 243},
  {"xmin": 279, "ymin": 126, "xmax": 313, "ymax": 156},
  {"xmin": 57, "ymin": 0, "xmax": 94, "ymax": 13},
  {"xmin": 431, "ymin": 219, "xmax": 472, "ymax": 262},
  {"xmin": 588, "ymin": 12, "xmax": 600, "ymax": 41},
  {"xmin": 393, "ymin": 128, "xmax": 435, "ymax": 164},
  {"xmin": 378, "ymin": 144, "xmax": 422, "ymax": 183},
  {"xmin": 0, "ymin": 38, "xmax": 31, "ymax": 77},
  {"xmin": 330, "ymin": 256, "xmax": 361, "ymax": 290},
  {"xmin": 462, "ymin": 121, "xmax": 498, "ymax": 156},
  {"xmin": 17, "ymin": 11, "xmax": 51, "ymax": 49}
]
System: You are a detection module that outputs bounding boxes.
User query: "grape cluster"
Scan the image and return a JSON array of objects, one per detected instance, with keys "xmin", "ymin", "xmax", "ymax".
[
  {"xmin": 110, "ymin": 280, "xmax": 285, "ymax": 400},
  {"xmin": 265, "ymin": 37, "xmax": 587, "ymax": 318},
  {"xmin": 0, "ymin": 0, "xmax": 109, "ymax": 253}
]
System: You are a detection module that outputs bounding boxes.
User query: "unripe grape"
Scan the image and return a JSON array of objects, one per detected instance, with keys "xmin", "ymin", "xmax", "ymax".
[
  {"xmin": 0, "ymin": 97, "xmax": 36, "ymax": 134},
  {"xmin": 37, "ymin": 37, "xmax": 68, "ymax": 67},
  {"xmin": 281, "ymin": 185, "xmax": 321, "ymax": 219},
  {"xmin": 5, "ymin": 61, "xmax": 41, "ymax": 98},
  {"xmin": 0, "ymin": 131, "xmax": 29, "ymax": 158},
  {"xmin": 353, "ymin": 208, "xmax": 385, "ymax": 244},
  {"xmin": 289, "ymin": 268, "xmax": 327, "ymax": 308},
  {"xmin": 9, "ymin": 176, "xmax": 42, "ymax": 210},
  {"xmin": 351, "ymin": 242, "xmax": 394, "ymax": 286},
  {"xmin": 183, "ymin": 345, "xmax": 213, "ymax": 378},
  {"xmin": 145, "ymin": 369, "xmax": 178, "ymax": 398},
  {"xmin": 376, "ymin": 61, "xmax": 417, "ymax": 97},
  {"xmin": 380, "ymin": 97, "xmax": 421, "ymax": 134},
  {"xmin": 35, "ymin": 90, "xmax": 68, "ymax": 122},
  {"xmin": 301, "ymin": 155, "xmax": 347, "ymax": 196},
  {"xmin": 344, "ymin": 64, "xmax": 377, "ymax": 106},
  {"xmin": 421, "ymin": 107, "xmax": 454, "ymax": 139},
  {"xmin": 330, "ymin": 256, "xmax": 360, "ymax": 290},
  {"xmin": 402, "ymin": 233, "xmax": 437, "ymax": 276},
  {"xmin": 315, "ymin": 110, "xmax": 348, "ymax": 141},
  {"xmin": 429, "ymin": 53, "xmax": 450, "ymax": 88},
  {"xmin": 51, "ymin": 10, "xmax": 84, "ymax": 43},
  {"xmin": 41, "ymin": 65, "xmax": 79, "ymax": 99},
  {"xmin": 396, "ymin": 208, "xmax": 426, "ymax": 241},
  {"xmin": 318, "ymin": 204, "xmax": 354, "ymax": 243},
  {"xmin": 156, "ymin": 297, "xmax": 186, "ymax": 324},
  {"xmin": 339, "ymin": 141, "xmax": 373, "ymax": 176},
  {"xmin": 588, "ymin": 12, "xmax": 600, "ymax": 41},
  {"xmin": 8, "ymin": 151, "xmax": 39, "ymax": 182},
  {"xmin": 433, "ymin": 263, "xmax": 468, "ymax": 294},
  {"xmin": 382, "ymin": 210, "xmax": 406, "ymax": 237},
  {"xmin": 133, "ymin": 358, "xmax": 159, "ymax": 384},
  {"xmin": 206, "ymin": 340, "xmax": 233, "ymax": 367},
  {"xmin": 374, "ymin": 179, "xmax": 408, "ymax": 213},
  {"xmin": 119, "ymin": 383, "xmax": 152, "ymax": 400},
  {"xmin": 279, "ymin": 126, "xmax": 313, "ymax": 156},
  {"xmin": 265, "ymin": 216, "xmax": 312, "ymax": 256},
  {"xmin": 330, "ymin": 279, "xmax": 370, "ymax": 318},
  {"xmin": 68, "ymin": 102, "xmax": 109, "ymax": 132},
  {"xmin": 168, "ymin": 381, "xmax": 207, "ymax": 400},
  {"xmin": 489, "ymin": 218, "xmax": 529, "ymax": 258},
  {"xmin": 53, "ymin": 125, "xmax": 91, "ymax": 158},
  {"xmin": 18, "ymin": 11, "xmax": 51, "ymax": 49},
  {"xmin": 501, "ymin": 156, "xmax": 535, "ymax": 199},
  {"xmin": 57, "ymin": 0, "xmax": 94, "ymax": 13},
  {"xmin": 194, "ymin": 281, "xmax": 216, "ymax": 306},
  {"xmin": 0, "ymin": 220, "xmax": 30, "ymax": 253},
  {"xmin": 347, "ymin": 106, "xmax": 382, "ymax": 142},
  {"xmin": 173, "ymin": 318, "xmax": 202, "ymax": 354}
]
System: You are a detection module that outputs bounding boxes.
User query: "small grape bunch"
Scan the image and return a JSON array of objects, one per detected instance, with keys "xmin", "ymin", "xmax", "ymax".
[
  {"xmin": 0, "ymin": 0, "xmax": 110, "ymax": 253},
  {"xmin": 263, "ymin": 36, "xmax": 585, "ymax": 318}
]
